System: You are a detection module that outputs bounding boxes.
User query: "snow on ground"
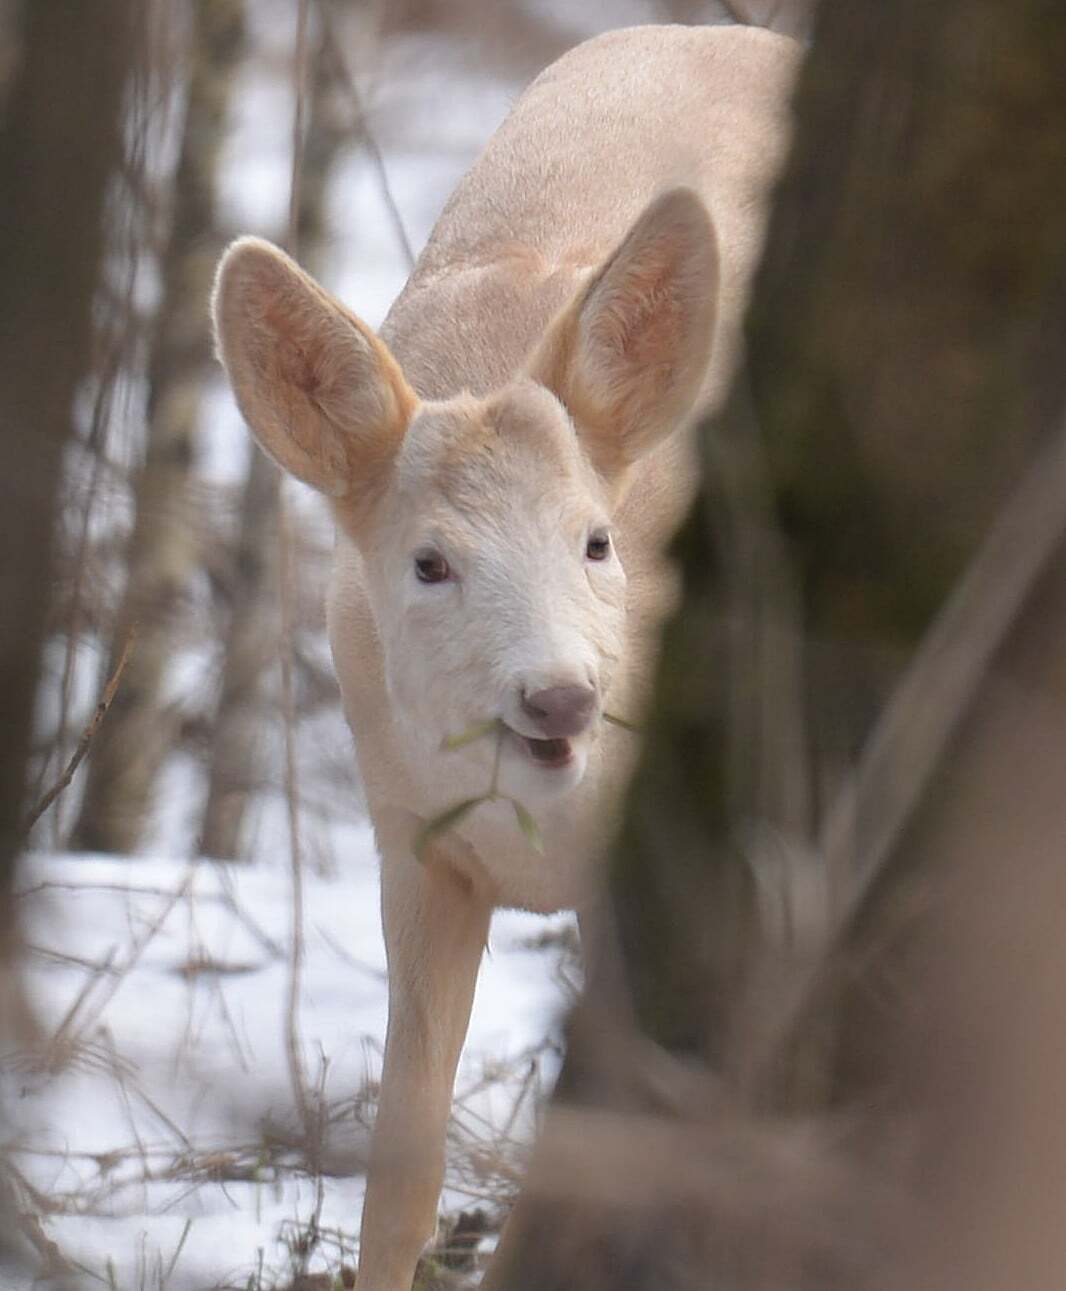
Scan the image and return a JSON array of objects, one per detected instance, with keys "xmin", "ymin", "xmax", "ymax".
[{"xmin": 10, "ymin": 828, "xmax": 576, "ymax": 1289}]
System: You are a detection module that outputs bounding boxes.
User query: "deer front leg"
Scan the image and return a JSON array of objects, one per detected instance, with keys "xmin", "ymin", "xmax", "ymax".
[{"xmin": 356, "ymin": 812, "xmax": 492, "ymax": 1291}]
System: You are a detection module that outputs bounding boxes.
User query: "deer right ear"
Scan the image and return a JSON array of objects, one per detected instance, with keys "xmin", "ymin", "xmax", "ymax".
[
  {"xmin": 530, "ymin": 188, "xmax": 718, "ymax": 484},
  {"xmin": 211, "ymin": 237, "xmax": 416, "ymax": 503}
]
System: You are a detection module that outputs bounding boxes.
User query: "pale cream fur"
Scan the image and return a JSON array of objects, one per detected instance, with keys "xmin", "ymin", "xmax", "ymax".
[{"xmin": 212, "ymin": 24, "xmax": 797, "ymax": 1291}]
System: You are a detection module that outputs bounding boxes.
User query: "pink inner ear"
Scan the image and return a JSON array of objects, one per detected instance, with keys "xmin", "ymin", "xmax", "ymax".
[
  {"xmin": 523, "ymin": 191, "xmax": 717, "ymax": 479},
  {"xmin": 276, "ymin": 336, "xmax": 319, "ymax": 396},
  {"xmin": 587, "ymin": 251, "xmax": 687, "ymax": 401}
]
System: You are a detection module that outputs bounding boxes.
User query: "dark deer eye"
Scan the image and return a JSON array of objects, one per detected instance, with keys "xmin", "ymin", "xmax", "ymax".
[
  {"xmin": 414, "ymin": 549, "xmax": 450, "ymax": 583},
  {"xmin": 586, "ymin": 530, "xmax": 611, "ymax": 561}
]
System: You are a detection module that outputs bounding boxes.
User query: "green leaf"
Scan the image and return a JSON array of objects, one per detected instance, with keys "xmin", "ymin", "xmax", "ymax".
[
  {"xmin": 440, "ymin": 718, "xmax": 501, "ymax": 751},
  {"xmin": 508, "ymin": 797, "xmax": 544, "ymax": 854},
  {"xmin": 414, "ymin": 796, "xmax": 487, "ymax": 862},
  {"xmin": 603, "ymin": 710, "xmax": 640, "ymax": 733}
]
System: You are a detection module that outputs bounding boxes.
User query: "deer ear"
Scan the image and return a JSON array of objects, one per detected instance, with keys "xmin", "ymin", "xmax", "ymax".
[
  {"xmin": 211, "ymin": 237, "xmax": 416, "ymax": 503},
  {"xmin": 531, "ymin": 187, "xmax": 718, "ymax": 481}
]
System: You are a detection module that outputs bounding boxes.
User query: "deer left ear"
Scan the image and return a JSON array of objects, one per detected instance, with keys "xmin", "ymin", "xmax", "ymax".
[
  {"xmin": 530, "ymin": 187, "xmax": 719, "ymax": 482},
  {"xmin": 211, "ymin": 237, "xmax": 417, "ymax": 507}
]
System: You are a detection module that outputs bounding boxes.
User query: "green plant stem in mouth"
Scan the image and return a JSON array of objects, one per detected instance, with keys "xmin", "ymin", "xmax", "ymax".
[
  {"xmin": 419, "ymin": 720, "xmax": 542, "ymax": 862},
  {"xmin": 440, "ymin": 711, "xmax": 639, "ymax": 756},
  {"xmin": 417, "ymin": 710, "xmax": 639, "ymax": 863},
  {"xmin": 603, "ymin": 711, "xmax": 640, "ymax": 733},
  {"xmin": 439, "ymin": 717, "xmax": 501, "ymax": 751},
  {"xmin": 490, "ymin": 719, "xmax": 504, "ymax": 795}
]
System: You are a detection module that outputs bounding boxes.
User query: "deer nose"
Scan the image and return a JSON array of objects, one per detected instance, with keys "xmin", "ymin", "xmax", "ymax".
[{"xmin": 520, "ymin": 685, "xmax": 596, "ymax": 738}]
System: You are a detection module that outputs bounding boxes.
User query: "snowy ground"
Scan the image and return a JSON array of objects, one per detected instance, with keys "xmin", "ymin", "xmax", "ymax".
[{"xmin": 10, "ymin": 829, "xmax": 577, "ymax": 1289}]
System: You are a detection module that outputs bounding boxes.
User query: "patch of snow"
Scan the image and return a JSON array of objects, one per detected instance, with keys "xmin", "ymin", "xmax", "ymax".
[{"xmin": 11, "ymin": 832, "xmax": 576, "ymax": 1288}]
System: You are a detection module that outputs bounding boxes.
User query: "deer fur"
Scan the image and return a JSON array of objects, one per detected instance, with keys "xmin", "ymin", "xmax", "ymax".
[{"xmin": 212, "ymin": 24, "xmax": 797, "ymax": 1291}]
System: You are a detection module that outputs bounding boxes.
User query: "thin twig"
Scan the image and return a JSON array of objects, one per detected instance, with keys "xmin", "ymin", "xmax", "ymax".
[
  {"xmin": 44, "ymin": 867, "xmax": 196, "ymax": 1064},
  {"xmin": 13, "ymin": 1206, "xmax": 74, "ymax": 1278},
  {"xmin": 718, "ymin": 0, "xmax": 759, "ymax": 21},
  {"xmin": 317, "ymin": 4, "xmax": 415, "ymax": 269},
  {"xmin": 823, "ymin": 417, "xmax": 1066, "ymax": 913},
  {"xmin": 5, "ymin": 1159, "xmax": 77, "ymax": 1277},
  {"xmin": 286, "ymin": 0, "xmax": 312, "ymax": 261},
  {"xmin": 752, "ymin": 417, "xmax": 1066, "ymax": 1082},
  {"xmin": 42, "ymin": 945, "xmax": 119, "ymax": 1062},
  {"xmin": 279, "ymin": 492, "xmax": 312, "ymax": 1143},
  {"xmin": 24, "ymin": 626, "xmax": 137, "ymax": 835},
  {"xmin": 281, "ymin": 0, "xmax": 314, "ymax": 1152},
  {"xmin": 718, "ymin": 0, "xmax": 790, "ymax": 27},
  {"xmin": 99, "ymin": 1026, "xmax": 151, "ymax": 1196},
  {"xmin": 17, "ymin": 875, "xmax": 284, "ymax": 959},
  {"xmin": 161, "ymin": 1218, "xmax": 193, "ymax": 1289},
  {"xmin": 23, "ymin": 942, "xmax": 121, "ymax": 975}
]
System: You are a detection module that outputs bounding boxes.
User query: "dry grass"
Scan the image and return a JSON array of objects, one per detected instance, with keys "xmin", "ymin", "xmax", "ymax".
[{"xmin": 6, "ymin": 853, "xmax": 570, "ymax": 1290}]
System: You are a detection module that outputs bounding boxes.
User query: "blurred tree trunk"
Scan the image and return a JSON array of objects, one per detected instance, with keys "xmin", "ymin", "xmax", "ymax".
[
  {"xmin": 198, "ymin": 450, "xmax": 278, "ymax": 859},
  {"xmin": 71, "ymin": 0, "xmax": 245, "ymax": 855},
  {"xmin": 484, "ymin": 1, "xmax": 1066, "ymax": 1288},
  {"xmin": 0, "ymin": 0, "xmax": 139, "ymax": 1272},
  {"xmin": 199, "ymin": 18, "xmax": 351, "ymax": 860},
  {"xmin": 0, "ymin": 0, "xmax": 137, "ymax": 978}
]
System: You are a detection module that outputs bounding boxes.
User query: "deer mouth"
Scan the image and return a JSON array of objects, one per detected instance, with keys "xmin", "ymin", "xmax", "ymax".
[{"xmin": 506, "ymin": 728, "xmax": 574, "ymax": 769}]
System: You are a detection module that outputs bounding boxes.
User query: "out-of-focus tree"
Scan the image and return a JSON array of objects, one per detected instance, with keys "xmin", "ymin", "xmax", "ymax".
[
  {"xmin": 483, "ymin": 0, "xmax": 1066, "ymax": 1288},
  {"xmin": 0, "ymin": 0, "xmax": 140, "ymax": 996},
  {"xmin": 199, "ymin": 3, "xmax": 359, "ymax": 861},
  {"xmin": 71, "ymin": 0, "xmax": 246, "ymax": 855},
  {"xmin": 0, "ymin": 0, "xmax": 143, "ymax": 1272}
]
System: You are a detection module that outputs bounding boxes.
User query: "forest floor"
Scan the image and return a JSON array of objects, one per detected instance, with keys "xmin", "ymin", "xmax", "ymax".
[{"xmin": 8, "ymin": 827, "xmax": 576, "ymax": 1289}]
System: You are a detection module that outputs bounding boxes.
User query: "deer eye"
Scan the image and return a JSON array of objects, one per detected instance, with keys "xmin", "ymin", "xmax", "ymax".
[
  {"xmin": 586, "ymin": 529, "xmax": 611, "ymax": 562},
  {"xmin": 414, "ymin": 548, "xmax": 450, "ymax": 584}
]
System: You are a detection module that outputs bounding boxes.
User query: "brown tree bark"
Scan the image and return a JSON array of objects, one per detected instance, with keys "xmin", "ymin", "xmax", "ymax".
[
  {"xmin": 0, "ymin": 0, "xmax": 140, "ymax": 1274},
  {"xmin": 71, "ymin": 0, "xmax": 245, "ymax": 855},
  {"xmin": 483, "ymin": 1, "xmax": 1066, "ymax": 1288},
  {"xmin": 0, "ymin": 0, "xmax": 137, "ymax": 955}
]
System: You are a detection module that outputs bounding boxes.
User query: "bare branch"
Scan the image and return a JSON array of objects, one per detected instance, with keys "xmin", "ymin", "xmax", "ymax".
[{"xmin": 23, "ymin": 627, "xmax": 137, "ymax": 836}]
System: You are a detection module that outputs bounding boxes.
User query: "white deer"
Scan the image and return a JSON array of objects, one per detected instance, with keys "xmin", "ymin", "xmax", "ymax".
[{"xmin": 212, "ymin": 23, "xmax": 796, "ymax": 1290}]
